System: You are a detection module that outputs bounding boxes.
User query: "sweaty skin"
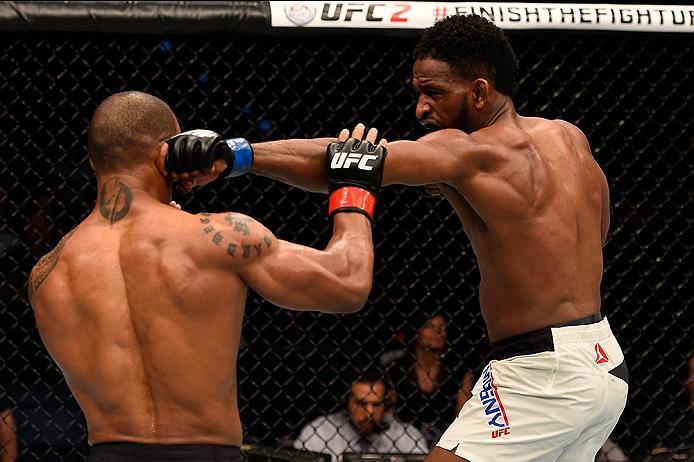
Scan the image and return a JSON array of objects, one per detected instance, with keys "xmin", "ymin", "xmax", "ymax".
[
  {"xmin": 249, "ymin": 58, "xmax": 609, "ymax": 342},
  {"xmin": 27, "ymin": 95, "xmax": 374, "ymax": 446},
  {"xmin": 408, "ymin": 118, "xmax": 607, "ymax": 341}
]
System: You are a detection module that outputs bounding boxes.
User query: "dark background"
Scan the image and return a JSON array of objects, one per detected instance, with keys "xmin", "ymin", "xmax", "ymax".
[{"xmin": 1, "ymin": 26, "xmax": 692, "ymax": 461}]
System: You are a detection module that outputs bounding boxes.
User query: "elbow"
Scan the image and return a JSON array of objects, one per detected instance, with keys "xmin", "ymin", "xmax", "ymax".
[
  {"xmin": 335, "ymin": 302, "xmax": 363, "ymax": 314},
  {"xmin": 343, "ymin": 262, "xmax": 373, "ymax": 312},
  {"xmin": 323, "ymin": 241, "xmax": 373, "ymax": 313},
  {"xmin": 332, "ymin": 277, "xmax": 372, "ymax": 314},
  {"xmin": 342, "ymin": 287, "xmax": 370, "ymax": 314}
]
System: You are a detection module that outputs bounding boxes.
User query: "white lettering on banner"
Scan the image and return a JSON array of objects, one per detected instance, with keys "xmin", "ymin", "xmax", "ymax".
[
  {"xmin": 269, "ymin": 2, "xmax": 694, "ymax": 32},
  {"xmin": 318, "ymin": 2, "xmax": 411, "ymax": 22}
]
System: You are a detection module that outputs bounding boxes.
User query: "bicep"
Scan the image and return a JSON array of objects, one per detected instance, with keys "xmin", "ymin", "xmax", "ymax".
[
  {"xmin": 240, "ymin": 240, "xmax": 336, "ymax": 310},
  {"xmin": 199, "ymin": 212, "xmax": 371, "ymax": 313},
  {"xmin": 382, "ymin": 129, "xmax": 482, "ymax": 187},
  {"xmin": 239, "ymin": 238, "xmax": 369, "ymax": 313}
]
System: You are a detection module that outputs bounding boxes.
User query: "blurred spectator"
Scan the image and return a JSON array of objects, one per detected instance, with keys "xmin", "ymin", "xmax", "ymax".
[
  {"xmin": 652, "ymin": 352, "xmax": 694, "ymax": 455},
  {"xmin": 382, "ymin": 313, "xmax": 475, "ymax": 447},
  {"xmin": 0, "ymin": 384, "xmax": 17, "ymax": 462},
  {"xmin": 293, "ymin": 368, "xmax": 427, "ymax": 461},
  {"xmin": 596, "ymin": 437, "xmax": 629, "ymax": 461}
]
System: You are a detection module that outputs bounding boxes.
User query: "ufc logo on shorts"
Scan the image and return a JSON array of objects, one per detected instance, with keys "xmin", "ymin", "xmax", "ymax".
[{"xmin": 331, "ymin": 152, "xmax": 378, "ymax": 171}]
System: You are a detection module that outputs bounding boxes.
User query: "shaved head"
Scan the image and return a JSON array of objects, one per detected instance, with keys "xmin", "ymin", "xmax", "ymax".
[{"xmin": 88, "ymin": 91, "xmax": 178, "ymax": 173}]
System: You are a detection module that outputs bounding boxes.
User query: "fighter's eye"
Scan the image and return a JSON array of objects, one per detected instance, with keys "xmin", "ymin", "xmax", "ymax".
[{"xmin": 421, "ymin": 87, "xmax": 440, "ymax": 97}]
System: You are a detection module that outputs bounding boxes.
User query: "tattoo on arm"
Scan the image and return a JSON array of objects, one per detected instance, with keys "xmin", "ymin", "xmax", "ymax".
[
  {"xmin": 224, "ymin": 214, "xmax": 252, "ymax": 236},
  {"xmin": 199, "ymin": 214, "xmax": 273, "ymax": 259},
  {"xmin": 99, "ymin": 178, "xmax": 133, "ymax": 226},
  {"xmin": 28, "ymin": 229, "xmax": 77, "ymax": 300}
]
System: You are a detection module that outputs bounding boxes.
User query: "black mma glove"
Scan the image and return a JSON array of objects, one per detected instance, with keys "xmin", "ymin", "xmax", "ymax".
[
  {"xmin": 165, "ymin": 130, "xmax": 254, "ymax": 178},
  {"xmin": 326, "ymin": 137, "xmax": 387, "ymax": 222}
]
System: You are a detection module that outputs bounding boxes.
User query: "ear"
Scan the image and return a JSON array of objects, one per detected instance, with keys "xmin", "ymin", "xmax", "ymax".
[
  {"xmin": 88, "ymin": 158, "xmax": 95, "ymax": 172},
  {"xmin": 471, "ymin": 78, "xmax": 491, "ymax": 110},
  {"xmin": 155, "ymin": 142, "xmax": 169, "ymax": 178}
]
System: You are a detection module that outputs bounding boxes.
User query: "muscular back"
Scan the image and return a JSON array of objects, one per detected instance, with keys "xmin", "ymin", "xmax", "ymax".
[
  {"xmin": 444, "ymin": 117, "xmax": 608, "ymax": 340},
  {"xmin": 28, "ymin": 188, "xmax": 261, "ymax": 445}
]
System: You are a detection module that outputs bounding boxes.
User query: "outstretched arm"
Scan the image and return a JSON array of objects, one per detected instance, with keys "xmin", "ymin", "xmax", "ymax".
[
  {"xmin": 251, "ymin": 126, "xmax": 485, "ymax": 192},
  {"xmin": 166, "ymin": 124, "xmax": 487, "ymax": 195},
  {"xmin": 251, "ymin": 138, "xmax": 335, "ymax": 193}
]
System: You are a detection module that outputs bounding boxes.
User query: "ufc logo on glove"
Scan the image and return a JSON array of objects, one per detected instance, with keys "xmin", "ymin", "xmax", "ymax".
[
  {"xmin": 330, "ymin": 152, "xmax": 379, "ymax": 171},
  {"xmin": 326, "ymin": 137, "xmax": 387, "ymax": 222}
]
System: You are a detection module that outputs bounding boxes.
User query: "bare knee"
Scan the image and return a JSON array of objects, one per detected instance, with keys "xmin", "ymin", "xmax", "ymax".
[{"xmin": 424, "ymin": 446, "xmax": 470, "ymax": 462}]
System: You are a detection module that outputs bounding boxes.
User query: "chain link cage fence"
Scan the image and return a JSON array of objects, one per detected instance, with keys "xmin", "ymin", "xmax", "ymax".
[{"xmin": 1, "ymin": 2, "xmax": 692, "ymax": 461}]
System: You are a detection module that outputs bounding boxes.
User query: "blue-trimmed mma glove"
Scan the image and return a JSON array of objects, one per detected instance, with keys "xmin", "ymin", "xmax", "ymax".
[
  {"xmin": 165, "ymin": 129, "xmax": 254, "ymax": 179},
  {"xmin": 327, "ymin": 137, "xmax": 387, "ymax": 222}
]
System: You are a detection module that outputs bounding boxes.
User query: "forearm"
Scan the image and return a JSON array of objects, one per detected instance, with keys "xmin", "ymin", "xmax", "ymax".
[
  {"xmin": 328, "ymin": 213, "xmax": 373, "ymax": 270},
  {"xmin": 251, "ymin": 138, "xmax": 335, "ymax": 193},
  {"xmin": 249, "ymin": 136, "xmax": 450, "ymax": 190},
  {"xmin": 322, "ymin": 213, "xmax": 374, "ymax": 310}
]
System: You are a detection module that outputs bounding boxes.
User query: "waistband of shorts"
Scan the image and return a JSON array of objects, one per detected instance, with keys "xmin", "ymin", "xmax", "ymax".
[
  {"xmin": 489, "ymin": 312, "xmax": 604, "ymax": 361},
  {"xmin": 90, "ymin": 442, "xmax": 242, "ymax": 458}
]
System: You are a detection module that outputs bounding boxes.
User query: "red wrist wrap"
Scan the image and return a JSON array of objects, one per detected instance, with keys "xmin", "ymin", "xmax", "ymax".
[{"xmin": 329, "ymin": 187, "xmax": 376, "ymax": 220}]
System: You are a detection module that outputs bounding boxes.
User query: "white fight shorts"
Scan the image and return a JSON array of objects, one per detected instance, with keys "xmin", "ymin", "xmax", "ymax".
[{"xmin": 437, "ymin": 313, "xmax": 628, "ymax": 462}]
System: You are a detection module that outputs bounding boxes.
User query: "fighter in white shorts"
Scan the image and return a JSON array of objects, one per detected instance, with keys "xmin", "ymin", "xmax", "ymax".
[
  {"xmin": 171, "ymin": 14, "xmax": 628, "ymax": 462},
  {"xmin": 438, "ymin": 314, "xmax": 628, "ymax": 461}
]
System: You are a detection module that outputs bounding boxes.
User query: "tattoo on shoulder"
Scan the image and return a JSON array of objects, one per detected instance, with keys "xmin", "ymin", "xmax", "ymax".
[
  {"xmin": 28, "ymin": 228, "xmax": 77, "ymax": 300},
  {"xmin": 99, "ymin": 177, "xmax": 133, "ymax": 226},
  {"xmin": 198, "ymin": 214, "xmax": 273, "ymax": 259},
  {"xmin": 224, "ymin": 213, "xmax": 252, "ymax": 236}
]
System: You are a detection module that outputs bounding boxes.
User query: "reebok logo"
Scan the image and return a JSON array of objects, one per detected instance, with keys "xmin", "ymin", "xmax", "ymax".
[
  {"xmin": 330, "ymin": 152, "xmax": 378, "ymax": 171},
  {"xmin": 595, "ymin": 343, "xmax": 609, "ymax": 364}
]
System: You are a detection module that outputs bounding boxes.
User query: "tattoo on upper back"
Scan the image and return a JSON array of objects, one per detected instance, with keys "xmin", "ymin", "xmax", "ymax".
[
  {"xmin": 28, "ymin": 228, "xmax": 77, "ymax": 300},
  {"xmin": 99, "ymin": 177, "xmax": 133, "ymax": 225},
  {"xmin": 198, "ymin": 213, "xmax": 272, "ymax": 259}
]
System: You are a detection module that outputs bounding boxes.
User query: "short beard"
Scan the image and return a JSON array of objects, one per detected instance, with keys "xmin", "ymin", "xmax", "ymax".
[{"xmin": 455, "ymin": 102, "xmax": 470, "ymax": 132}]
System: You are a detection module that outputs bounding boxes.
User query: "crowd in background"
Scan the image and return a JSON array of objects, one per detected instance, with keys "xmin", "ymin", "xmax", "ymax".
[{"xmin": 2, "ymin": 299, "xmax": 693, "ymax": 461}]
